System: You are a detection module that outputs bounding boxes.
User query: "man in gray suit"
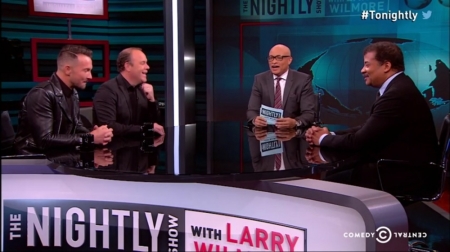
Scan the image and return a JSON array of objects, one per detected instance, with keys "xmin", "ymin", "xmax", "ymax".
[{"xmin": 247, "ymin": 44, "xmax": 315, "ymax": 129}]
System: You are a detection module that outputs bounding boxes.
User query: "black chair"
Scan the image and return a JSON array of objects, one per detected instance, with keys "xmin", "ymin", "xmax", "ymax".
[
  {"xmin": 376, "ymin": 113, "xmax": 450, "ymax": 202},
  {"xmin": 1, "ymin": 111, "xmax": 16, "ymax": 154},
  {"xmin": 438, "ymin": 114, "xmax": 450, "ymax": 169},
  {"xmin": 80, "ymin": 107, "xmax": 94, "ymax": 130}
]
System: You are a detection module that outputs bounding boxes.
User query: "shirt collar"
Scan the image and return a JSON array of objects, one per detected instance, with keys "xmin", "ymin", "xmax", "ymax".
[
  {"xmin": 56, "ymin": 74, "xmax": 73, "ymax": 97},
  {"xmin": 273, "ymin": 70, "xmax": 289, "ymax": 81},
  {"xmin": 379, "ymin": 71, "xmax": 403, "ymax": 96},
  {"xmin": 118, "ymin": 73, "xmax": 140, "ymax": 90}
]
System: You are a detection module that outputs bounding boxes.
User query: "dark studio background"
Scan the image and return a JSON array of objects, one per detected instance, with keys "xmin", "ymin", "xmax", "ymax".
[
  {"xmin": 0, "ymin": 0, "xmax": 207, "ymax": 129},
  {"xmin": 0, "ymin": 1, "xmax": 449, "ymax": 250}
]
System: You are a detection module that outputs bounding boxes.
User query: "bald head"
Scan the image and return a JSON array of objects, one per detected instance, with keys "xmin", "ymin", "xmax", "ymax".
[
  {"xmin": 268, "ymin": 44, "xmax": 292, "ymax": 76},
  {"xmin": 270, "ymin": 44, "xmax": 291, "ymax": 56}
]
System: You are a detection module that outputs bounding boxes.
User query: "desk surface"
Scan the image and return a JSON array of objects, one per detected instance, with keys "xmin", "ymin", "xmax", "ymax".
[
  {"xmin": 2, "ymin": 122, "xmax": 362, "ymax": 181},
  {"xmin": 2, "ymin": 122, "xmax": 413, "ymax": 251}
]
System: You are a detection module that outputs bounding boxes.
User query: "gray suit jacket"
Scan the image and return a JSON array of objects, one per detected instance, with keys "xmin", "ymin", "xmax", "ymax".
[
  {"xmin": 247, "ymin": 131, "xmax": 309, "ymax": 172},
  {"xmin": 247, "ymin": 69, "xmax": 315, "ymax": 127}
]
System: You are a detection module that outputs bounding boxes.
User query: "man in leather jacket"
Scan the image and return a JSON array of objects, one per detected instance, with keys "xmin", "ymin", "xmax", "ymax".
[{"xmin": 14, "ymin": 45, "xmax": 113, "ymax": 153}]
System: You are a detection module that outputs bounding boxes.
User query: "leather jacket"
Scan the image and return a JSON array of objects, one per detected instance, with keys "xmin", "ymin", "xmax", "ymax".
[{"xmin": 14, "ymin": 73, "xmax": 90, "ymax": 153}]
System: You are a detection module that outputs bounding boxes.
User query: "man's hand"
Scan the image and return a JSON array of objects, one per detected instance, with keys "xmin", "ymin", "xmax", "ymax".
[
  {"xmin": 94, "ymin": 148, "xmax": 114, "ymax": 168},
  {"xmin": 305, "ymin": 126, "xmax": 320, "ymax": 141},
  {"xmin": 141, "ymin": 83, "xmax": 155, "ymax": 102},
  {"xmin": 305, "ymin": 126, "xmax": 329, "ymax": 146},
  {"xmin": 276, "ymin": 117, "xmax": 297, "ymax": 129},
  {"xmin": 254, "ymin": 127, "xmax": 268, "ymax": 141},
  {"xmin": 91, "ymin": 125, "xmax": 114, "ymax": 145},
  {"xmin": 153, "ymin": 134, "xmax": 165, "ymax": 147},
  {"xmin": 145, "ymin": 165, "xmax": 156, "ymax": 174},
  {"xmin": 253, "ymin": 116, "xmax": 267, "ymax": 127},
  {"xmin": 153, "ymin": 123, "xmax": 165, "ymax": 136},
  {"xmin": 305, "ymin": 146, "xmax": 328, "ymax": 164},
  {"xmin": 275, "ymin": 129, "xmax": 296, "ymax": 141}
]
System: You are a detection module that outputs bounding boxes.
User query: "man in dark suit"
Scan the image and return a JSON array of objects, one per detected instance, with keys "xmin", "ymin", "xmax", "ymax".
[
  {"xmin": 306, "ymin": 41, "xmax": 438, "ymax": 163},
  {"xmin": 93, "ymin": 47, "xmax": 165, "ymax": 137},
  {"xmin": 247, "ymin": 44, "xmax": 315, "ymax": 129},
  {"xmin": 14, "ymin": 45, "xmax": 113, "ymax": 153}
]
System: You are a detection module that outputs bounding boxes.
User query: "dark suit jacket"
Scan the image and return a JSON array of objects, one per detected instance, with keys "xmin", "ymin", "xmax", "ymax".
[
  {"xmin": 14, "ymin": 73, "xmax": 89, "ymax": 153},
  {"xmin": 247, "ymin": 131, "xmax": 309, "ymax": 172},
  {"xmin": 93, "ymin": 74, "xmax": 159, "ymax": 137},
  {"xmin": 247, "ymin": 69, "xmax": 315, "ymax": 127},
  {"xmin": 321, "ymin": 73, "xmax": 438, "ymax": 163}
]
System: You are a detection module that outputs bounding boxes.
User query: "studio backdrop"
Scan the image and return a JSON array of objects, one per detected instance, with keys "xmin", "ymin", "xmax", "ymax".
[{"xmin": 210, "ymin": 0, "xmax": 449, "ymax": 133}]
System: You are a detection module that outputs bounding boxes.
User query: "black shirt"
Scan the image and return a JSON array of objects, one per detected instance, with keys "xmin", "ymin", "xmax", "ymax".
[
  {"xmin": 92, "ymin": 74, "xmax": 159, "ymax": 137},
  {"xmin": 125, "ymin": 80, "xmax": 140, "ymax": 125},
  {"xmin": 123, "ymin": 80, "xmax": 140, "ymax": 125},
  {"xmin": 57, "ymin": 75, "xmax": 75, "ymax": 120}
]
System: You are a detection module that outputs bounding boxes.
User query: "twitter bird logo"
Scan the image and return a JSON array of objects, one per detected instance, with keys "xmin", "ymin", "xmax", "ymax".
[{"xmin": 422, "ymin": 10, "xmax": 432, "ymax": 20}]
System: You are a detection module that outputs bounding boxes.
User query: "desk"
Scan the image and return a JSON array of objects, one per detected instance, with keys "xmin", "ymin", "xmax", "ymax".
[{"xmin": 2, "ymin": 122, "xmax": 409, "ymax": 251}]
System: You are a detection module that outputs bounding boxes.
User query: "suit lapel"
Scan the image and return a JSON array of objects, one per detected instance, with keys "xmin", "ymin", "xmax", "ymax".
[
  {"xmin": 267, "ymin": 73, "xmax": 275, "ymax": 107},
  {"xmin": 283, "ymin": 69, "xmax": 294, "ymax": 109},
  {"xmin": 282, "ymin": 150, "xmax": 290, "ymax": 170},
  {"xmin": 370, "ymin": 73, "xmax": 404, "ymax": 115},
  {"xmin": 265, "ymin": 155, "xmax": 275, "ymax": 171},
  {"xmin": 117, "ymin": 78, "xmax": 133, "ymax": 120}
]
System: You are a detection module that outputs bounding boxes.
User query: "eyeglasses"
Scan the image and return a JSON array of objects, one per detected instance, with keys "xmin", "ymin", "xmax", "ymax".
[{"xmin": 267, "ymin": 55, "xmax": 291, "ymax": 61}]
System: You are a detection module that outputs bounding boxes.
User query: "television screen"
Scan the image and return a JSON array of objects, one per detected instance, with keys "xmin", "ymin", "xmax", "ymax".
[{"xmin": 29, "ymin": 0, "xmax": 108, "ymax": 20}]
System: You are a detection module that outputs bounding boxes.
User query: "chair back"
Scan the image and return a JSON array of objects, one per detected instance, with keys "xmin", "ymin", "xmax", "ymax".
[
  {"xmin": 1, "ymin": 111, "xmax": 15, "ymax": 150},
  {"xmin": 438, "ymin": 113, "xmax": 450, "ymax": 169},
  {"xmin": 80, "ymin": 107, "xmax": 93, "ymax": 129},
  {"xmin": 376, "ymin": 113, "xmax": 450, "ymax": 202}
]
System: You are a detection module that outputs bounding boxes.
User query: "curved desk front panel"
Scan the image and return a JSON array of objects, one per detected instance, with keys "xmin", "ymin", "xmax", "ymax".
[{"xmin": 2, "ymin": 173, "xmax": 408, "ymax": 251}]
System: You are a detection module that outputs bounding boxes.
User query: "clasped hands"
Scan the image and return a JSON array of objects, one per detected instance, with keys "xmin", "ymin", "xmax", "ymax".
[
  {"xmin": 253, "ymin": 116, "xmax": 297, "ymax": 129},
  {"xmin": 94, "ymin": 148, "xmax": 114, "ymax": 168},
  {"xmin": 91, "ymin": 125, "xmax": 114, "ymax": 145},
  {"xmin": 305, "ymin": 126, "xmax": 330, "ymax": 146}
]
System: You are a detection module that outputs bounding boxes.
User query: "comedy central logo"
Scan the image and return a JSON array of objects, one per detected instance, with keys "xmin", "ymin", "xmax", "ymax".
[
  {"xmin": 375, "ymin": 226, "xmax": 392, "ymax": 243},
  {"xmin": 344, "ymin": 226, "xmax": 427, "ymax": 244},
  {"xmin": 343, "ymin": 226, "xmax": 392, "ymax": 243}
]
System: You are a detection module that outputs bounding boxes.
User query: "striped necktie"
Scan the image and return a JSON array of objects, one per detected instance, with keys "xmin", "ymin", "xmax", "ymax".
[
  {"xmin": 274, "ymin": 77, "xmax": 282, "ymax": 170},
  {"xmin": 274, "ymin": 77, "xmax": 282, "ymax": 109}
]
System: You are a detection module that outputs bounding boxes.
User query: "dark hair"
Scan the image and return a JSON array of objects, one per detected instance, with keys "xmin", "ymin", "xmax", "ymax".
[
  {"xmin": 57, "ymin": 44, "xmax": 92, "ymax": 66},
  {"xmin": 116, "ymin": 47, "xmax": 142, "ymax": 72},
  {"xmin": 363, "ymin": 41, "xmax": 405, "ymax": 71}
]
